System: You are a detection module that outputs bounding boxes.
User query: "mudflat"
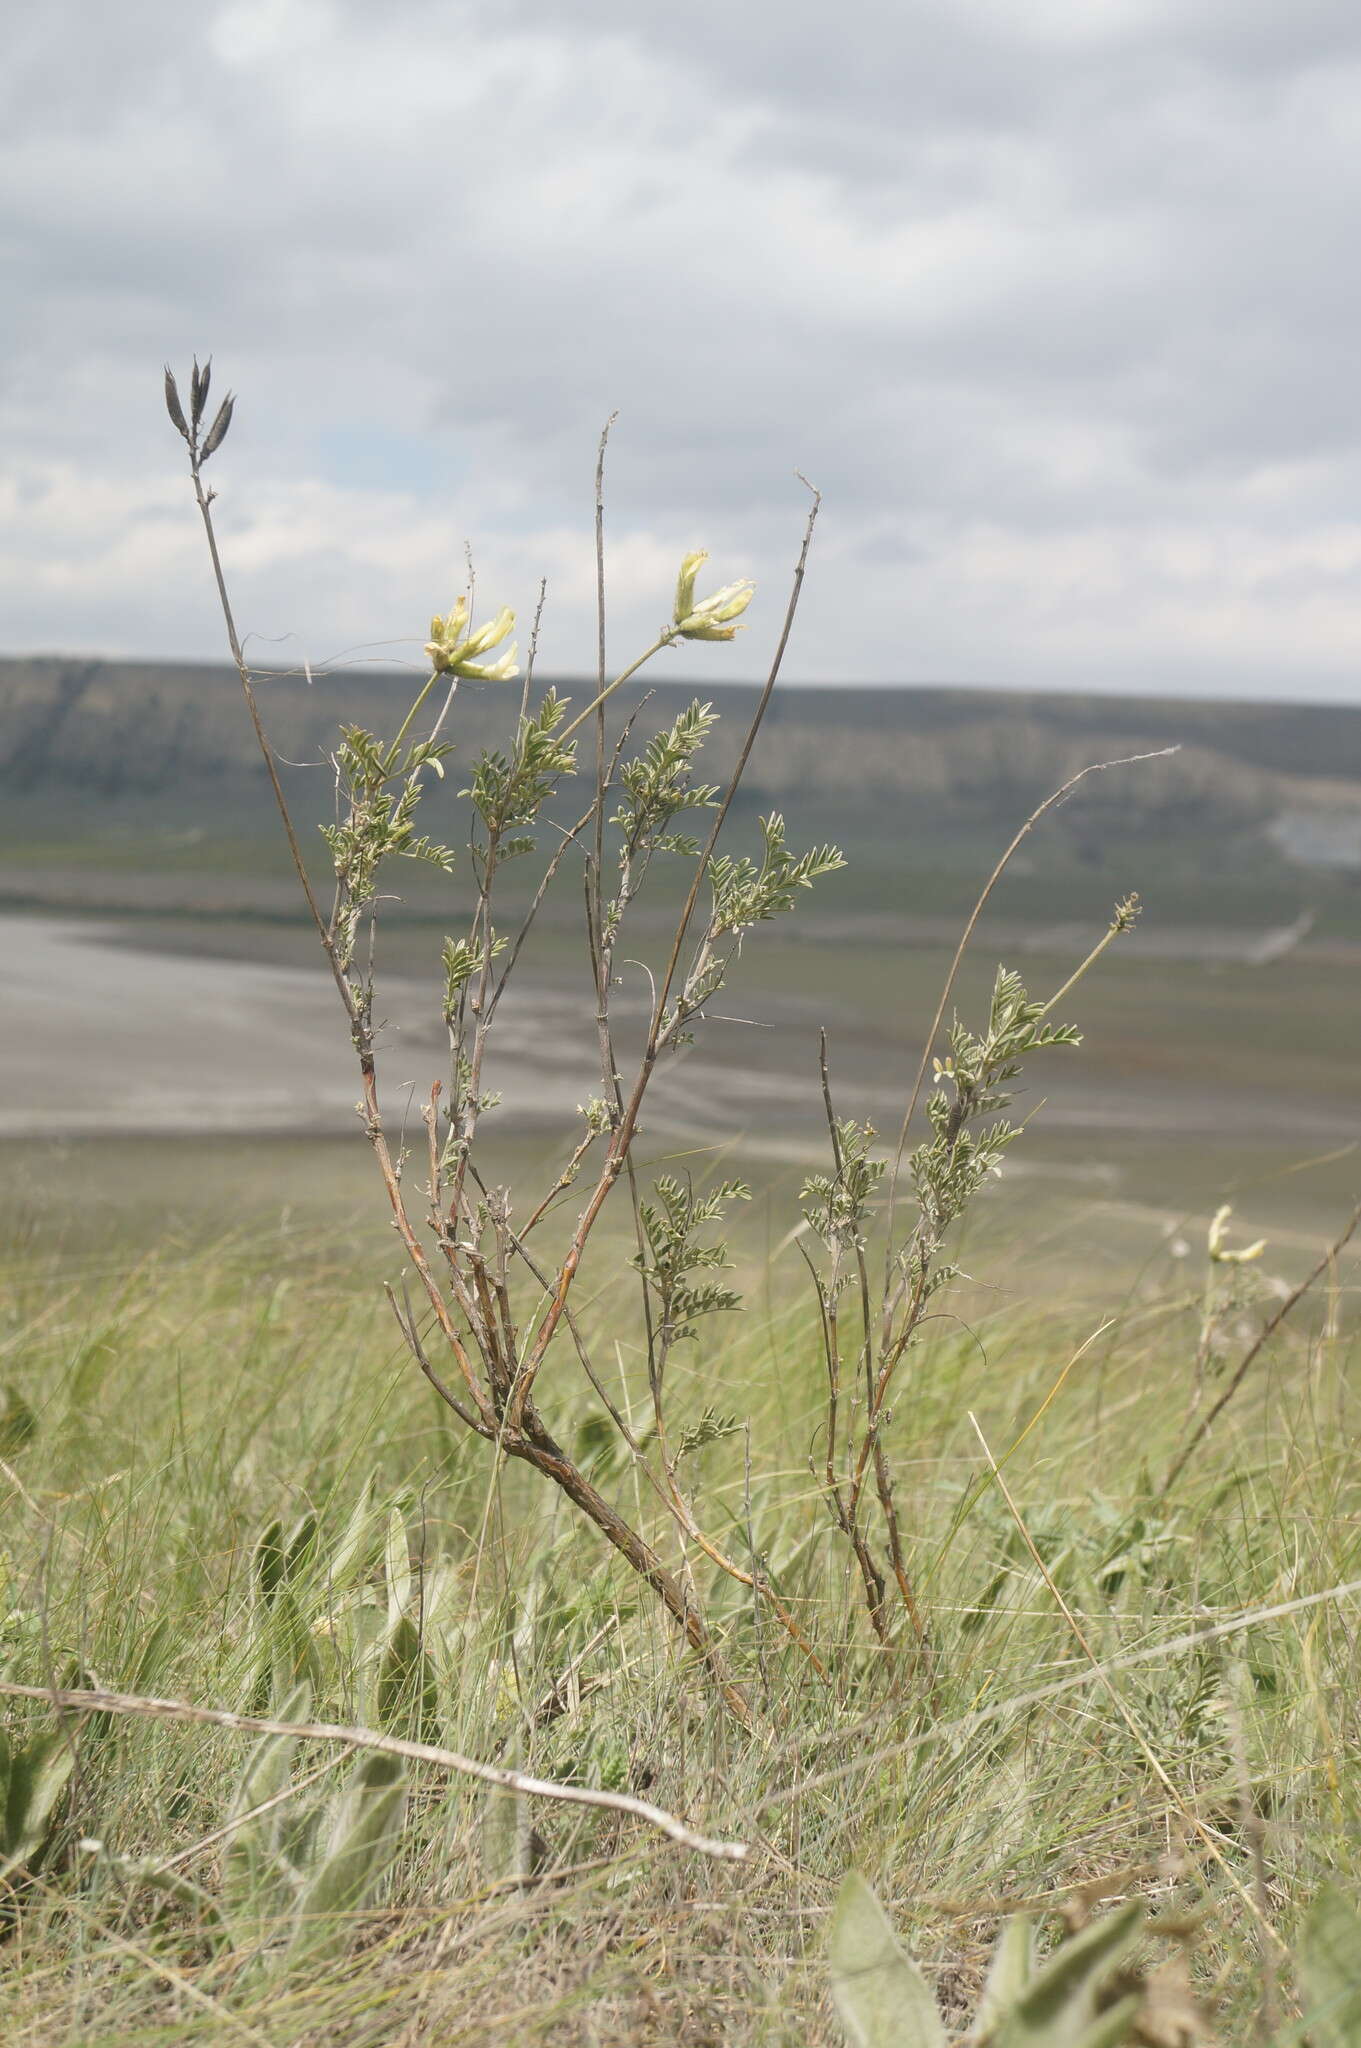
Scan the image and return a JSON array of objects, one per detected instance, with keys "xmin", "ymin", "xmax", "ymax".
[{"xmin": 3, "ymin": 909, "xmax": 1355, "ymax": 1157}]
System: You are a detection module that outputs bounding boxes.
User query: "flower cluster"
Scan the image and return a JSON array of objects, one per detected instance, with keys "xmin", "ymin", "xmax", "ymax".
[
  {"xmin": 672, "ymin": 551, "xmax": 754, "ymax": 641},
  {"xmin": 1208, "ymin": 1203, "xmax": 1267, "ymax": 1265},
  {"xmin": 424, "ymin": 597, "xmax": 518, "ymax": 680}
]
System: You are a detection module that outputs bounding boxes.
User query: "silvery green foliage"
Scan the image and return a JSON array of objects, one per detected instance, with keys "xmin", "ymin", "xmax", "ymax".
[
  {"xmin": 1297, "ymin": 1884, "xmax": 1361, "ymax": 2048},
  {"xmin": 709, "ymin": 812, "xmax": 844, "ymax": 934},
  {"xmin": 247, "ymin": 1511, "xmax": 323, "ymax": 1713},
  {"xmin": 320, "ymin": 726, "xmax": 456, "ymax": 974},
  {"xmin": 829, "ymin": 1873, "xmax": 947, "ymax": 2048},
  {"xmin": 907, "ymin": 965, "xmax": 1083, "ymax": 1287},
  {"xmin": 632, "ymin": 1176, "xmax": 752, "ymax": 1343},
  {"xmin": 442, "ymin": 931, "xmax": 506, "ymax": 1020},
  {"xmin": 802, "ymin": 1118, "xmax": 886, "ymax": 1270},
  {"xmin": 0, "ymin": 1726, "xmax": 76, "ymax": 1881},
  {"xmin": 664, "ymin": 813, "xmax": 845, "ymax": 1042},
  {"xmin": 829, "ymin": 1878, "xmax": 1156, "ymax": 2048},
  {"xmin": 799, "ymin": 957, "xmax": 1111, "ymax": 1645},
  {"xmin": 244, "ymin": 1492, "xmax": 444, "ymax": 1743},
  {"xmin": 673, "ymin": 1405, "xmax": 743, "ymax": 1463},
  {"xmin": 90, "ymin": 1684, "xmax": 407, "ymax": 1975},
  {"xmin": 464, "ymin": 689, "xmax": 577, "ymax": 861},
  {"xmin": 605, "ymin": 698, "xmax": 721, "ymax": 945},
  {"xmin": 974, "ymin": 1903, "xmax": 1145, "ymax": 2046},
  {"xmin": 613, "ymin": 698, "xmax": 719, "ymax": 855}
]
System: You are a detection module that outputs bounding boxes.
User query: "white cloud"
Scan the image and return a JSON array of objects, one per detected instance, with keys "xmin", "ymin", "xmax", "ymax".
[
  {"xmin": 209, "ymin": 0, "xmax": 338, "ymax": 67},
  {"xmin": 4, "ymin": 0, "xmax": 1361, "ymax": 699}
]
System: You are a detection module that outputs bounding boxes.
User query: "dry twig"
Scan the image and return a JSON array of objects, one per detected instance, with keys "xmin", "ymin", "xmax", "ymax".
[{"xmin": 0, "ymin": 1678, "xmax": 748, "ymax": 1861}]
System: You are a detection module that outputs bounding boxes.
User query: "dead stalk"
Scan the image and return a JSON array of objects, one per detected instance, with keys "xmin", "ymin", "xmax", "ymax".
[{"xmin": 1163, "ymin": 1203, "xmax": 1360, "ymax": 1493}]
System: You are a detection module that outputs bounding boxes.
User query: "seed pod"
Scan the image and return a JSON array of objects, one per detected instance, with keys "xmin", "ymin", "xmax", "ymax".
[
  {"xmin": 190, "ymin": 356, "xmax": 211, "ymax": 428},
  {"xmin": 164, "ymin": 366, "xmax": 189, "ymax": 441},
  {"xmin": 201, "ymin": 392, "xmax": 235, "ymax": 461}
]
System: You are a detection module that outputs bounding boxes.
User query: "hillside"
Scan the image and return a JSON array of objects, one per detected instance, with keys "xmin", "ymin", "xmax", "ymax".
[
  {"xmin": 4, "ymin": 656, "xmax": 1361, "ymax": 935},
  {"xmin": 6, "ymin": 653, "xmax": 1361, "ymax": 808}
]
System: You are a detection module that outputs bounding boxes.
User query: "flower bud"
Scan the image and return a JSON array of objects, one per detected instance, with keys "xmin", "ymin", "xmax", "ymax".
[
  {"xmin": 200, "ymin": 393, "xmax": 235, "ymax": 461},
  {"xmin": 164, "ymin": 366, "xmax": 190, "ymax": 441},
  {"xmin": 1208, "ymin": 1204, "xmax": 1267, "ymax": 1264},
  {"xmin": 674, "ymin": 551, "xmax": 708, "ymax": 625}
]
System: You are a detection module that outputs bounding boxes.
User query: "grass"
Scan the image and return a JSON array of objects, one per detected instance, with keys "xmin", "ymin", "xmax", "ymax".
[{"xmin": 1, "ymin": 1171, "xmax": 1358, "ymax": 2044}]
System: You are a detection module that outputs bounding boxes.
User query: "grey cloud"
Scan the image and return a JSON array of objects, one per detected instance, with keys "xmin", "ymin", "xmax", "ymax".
[{"xmin": 3, "ymin": 0, "xmax": 1361, "ymax": 696}]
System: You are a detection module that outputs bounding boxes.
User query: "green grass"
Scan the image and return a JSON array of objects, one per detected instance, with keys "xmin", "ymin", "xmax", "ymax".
[{"xmin": 1, "ymin": 1171, "xmax": 1358, "ymax": 2044}]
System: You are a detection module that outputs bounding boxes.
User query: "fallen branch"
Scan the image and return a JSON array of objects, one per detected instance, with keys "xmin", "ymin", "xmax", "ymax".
[{"xmin": 0, "ymin": 1680, "xmax": 747, "ymax": 1863}]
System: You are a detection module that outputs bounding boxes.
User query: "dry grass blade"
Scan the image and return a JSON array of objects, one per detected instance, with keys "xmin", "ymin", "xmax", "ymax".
[
  {"xmin": 883, "ymin": 746, "xmax": 1179, "ymax": 1258},
  {"xmin": 1163, "ymin": 1202, "xmax": 1361, "ymax": 1493},
  {"xmin": 754, "ymin": 1573, "xmax": 1361, "ymax": 1811},
  {"xmin": 968, "ymin": 1411, "xmax": 1286, "ymax": 1954}
]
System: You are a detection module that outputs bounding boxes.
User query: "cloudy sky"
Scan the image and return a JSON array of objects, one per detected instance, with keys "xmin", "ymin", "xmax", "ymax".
[{"xmin": 6, "ymin": 0, "xmax": 1361, "ymax": 700}]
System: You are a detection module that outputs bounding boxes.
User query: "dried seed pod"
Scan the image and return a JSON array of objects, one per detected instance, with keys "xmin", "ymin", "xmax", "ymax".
[
  {"xmin": 164, "ymin": 366, "xmax": 190, "ymax": 441},
  {"xmin": 201, "ymin": 392, "xmax": 235, "ymax": 461},
  {"xmin": 190, "ymin": 356, "xmax": 211, "ymax": 428}
]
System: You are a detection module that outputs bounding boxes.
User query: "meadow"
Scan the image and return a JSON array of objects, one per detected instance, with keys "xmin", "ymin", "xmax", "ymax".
[
  {"xmin": 3, "ymin": 838, "xmax": 1359, "ymax": 2043},
  {"xmin": 2, "ymin": 401, "xmax": 1360, "ymax": 2042},
  {"xmin": 1, "ymin": 1128, "xmax": 1358, "ymax": 2042}
]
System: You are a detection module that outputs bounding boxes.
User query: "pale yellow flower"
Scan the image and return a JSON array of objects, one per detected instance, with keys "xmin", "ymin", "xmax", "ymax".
[
  {"xmin": 673, "ymin": 550, "xmax": 754, "ymax": 641},
  {"xmin": 425, "ymin": 595, "xmax": 519, "ymax": 679}
]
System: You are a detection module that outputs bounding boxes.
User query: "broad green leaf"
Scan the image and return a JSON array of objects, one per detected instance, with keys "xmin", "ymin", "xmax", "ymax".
[
  {"xmin": 325, "ymin": 1595, "xmax": 388, "ymax": 1722},
  {"xmin": 223, "ymin": 1682, "xmax": 308, "ymax": 1937},
  {"xmin": 85, "ymin": 1841, "xmax": 226, "ymax": 1933},
  {"xmin": 251, "ymin": 1518, "xmax": 286, "ymax": 1608},
  {"xmin": 128, "ymin": 1614, "xmax": 175, "ymax": 1692},
  {"xmin": 990, "ymin": 1902, "xmax": 1145, "ymax": 2047},
  {"xmin": 418, "ymin": 1558, "xmax": 467, "ymax": 1640},
  {"xmin": 235, "ymin": 1681, "xmax": 309, "ymax": 1814},
  {"xmin": 483, "ymin": 1728, "xmax": 534, "ymax": 1888},
  {"xmin": 257, "ymin": 1587, "xmax": 321, "ymax": 1712},
  {"xmin": 2, "ymin": 1731, "xmax": 75, "ymax": 1868},
  {"xmin": 376, "ymin": 1610, "xmax": 439, "ymax": 1741},
  {"xmin": 385, "ymin": 1509, "xmax": 412, "ymax": 1627},
  {"xmin": 828, "ymin": 1873, "xmax": 947, "ymax": 2048},
  {"xmin": 975, "ymin": 1914, "xmax": 1034, "ymax": 2035},
  {"xmin": 0, "ymin": 1385, "xmax": 37, "ymax": 1456},
  {"xmin": 283, "ymin": 1511, "xmax": 319, "ymax": 1583},
  {"xmin": 327, "ymin": 1471, "xmax": 381, "ymax": 1590},
  {"xmin": 1068, "ymin": 1997, "xmax": 1143, "ymax": 2048},
  {"xmin": 131, "ymin": 1859, "xmax": 224, "ymax": 1920},
  {"xmin": 1297, "ymin": 1884, "xmax": 1361, "ymax": 2048},
  {"xmin": 289, "ymin": 1751, "xmax": 406, "ymax": 1962}
]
